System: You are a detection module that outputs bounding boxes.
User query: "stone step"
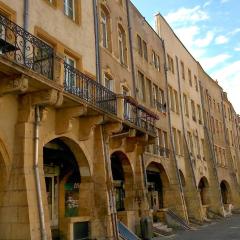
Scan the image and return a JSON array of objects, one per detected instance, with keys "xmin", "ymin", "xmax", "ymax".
[{"xmin": 153, "ymin": 222, "xmax": 173, "ymax": 236}]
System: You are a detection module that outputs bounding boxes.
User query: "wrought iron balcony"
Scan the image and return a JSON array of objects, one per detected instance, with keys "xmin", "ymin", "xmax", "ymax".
[
  {"xmin": 124, "ymin": 96, "xmax": 158, "ymax": 136},
  {"xmin": 0, "ymin": 14, "xmax": 54, "ymax": 79},
  {"xmin": 0, "ymin": 14, "xmax": 157, "ymax": 136},
  {"xmin": 64, "ymin": 62, "xmax": 117, "ymax": 115}
]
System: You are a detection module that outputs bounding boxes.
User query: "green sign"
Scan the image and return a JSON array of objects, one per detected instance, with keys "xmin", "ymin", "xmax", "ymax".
[{"xmin": 65, "ymin": 182, "xmax": 80, "ymax": 217}]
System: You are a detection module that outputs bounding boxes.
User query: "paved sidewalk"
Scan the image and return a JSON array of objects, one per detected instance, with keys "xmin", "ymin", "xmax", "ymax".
[{"xmin": 158, "ymin": 214, "xmax": 240, "ymax": 240}]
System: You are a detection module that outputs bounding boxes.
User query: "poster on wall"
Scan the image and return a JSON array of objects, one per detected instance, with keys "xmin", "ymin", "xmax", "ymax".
[{"xmin": 65, "ymin": 182, "xmax": 80, "ymax": 217}]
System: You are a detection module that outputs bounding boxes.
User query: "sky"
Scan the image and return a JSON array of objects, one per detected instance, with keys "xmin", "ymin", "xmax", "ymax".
[{"xmin": 131, "ymin": 0, "xmax": 240, "ymax": 113}]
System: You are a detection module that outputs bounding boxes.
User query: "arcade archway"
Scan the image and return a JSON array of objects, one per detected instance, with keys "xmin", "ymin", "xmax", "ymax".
[
  {"xmin": 198, "ymin": 177, "xmax": 209, "ymax": 205},
  {"xmin": 43, "ymin": 137, "xmax": 91, "ymax": 240},
  {"xmin": 220, "ymin": 180, "xmax": 231, "ymax": 204},
  {"xmin": 110, "ymin": 151, "xmax": 134, "ymax": 212},
  {"xmin": 146, "ymin": 162, "xmax": 170, "ymax": 210}
]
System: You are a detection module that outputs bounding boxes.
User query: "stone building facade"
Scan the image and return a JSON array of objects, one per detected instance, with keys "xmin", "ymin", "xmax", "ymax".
[{"xmin": 0, "ymin": 0, "xmax": 239, "ymax": 239}]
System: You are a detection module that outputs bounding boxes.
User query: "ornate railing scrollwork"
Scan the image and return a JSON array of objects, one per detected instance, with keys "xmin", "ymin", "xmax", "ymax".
[
  {"xmin": 63, "ymin": 62, "xmax": 117, "ymax": 115},
  {"xmin": 0, "ymin": 14, "xmax": 54, "ymax": 79}
]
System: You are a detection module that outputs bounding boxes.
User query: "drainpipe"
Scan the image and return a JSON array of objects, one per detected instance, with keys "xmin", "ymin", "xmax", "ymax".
[
  {"xmin": 23, "ymin": 0, "xmax": 29, "ymax": 30},
  {"xmin": 92, "ymin": 0, "xmax": 101, "ymax": 83},
  {"xmin": 126, "ymin": 0, "xmax": 137, "ymax": 98},
  {"xmin": 34, "ymin": 106, "xmax": 47, "ymax": 240},
  {"xmin": 162, "ymin": 40, "xmax": 188, "ymax": 221},
  {"xmin": 100, "ymin": 126, "xmax": 119, "ymax": 240}
]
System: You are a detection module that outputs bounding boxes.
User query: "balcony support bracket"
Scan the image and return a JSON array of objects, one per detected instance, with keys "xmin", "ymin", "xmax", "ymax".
[
  {"xmin": 0, "ymin": 75, "xmax": 28, "ymax": 96},
  {"xmin": 55, "ymin": 106, "xmax": 88, "ymax": 135},
  {"xmin": 79, "ymin": 115, "xmax": 104, "ymax": 141}
]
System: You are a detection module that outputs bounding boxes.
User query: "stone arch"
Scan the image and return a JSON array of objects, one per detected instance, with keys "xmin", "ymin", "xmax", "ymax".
[
  {"xmin": 41, "ymin": 134, "xmax": 93, "ymax": 176},
  {"xmin": 111, "ymin": 151, "xmax": 134, "ymax": 211},
  {"xmin": 220, "ymin": 180, "xmax": 231, "ymax": 204},
  {"xmin": 43, "ymin": 137, "xmax": 92, "ymax": 239},
  {"xmin": 146, "ymin": 162, "xmax": 170, "ymax": 210},
  {"xmin": 198, "ymin": 176, "xmax": 209, "ymax": 205}
]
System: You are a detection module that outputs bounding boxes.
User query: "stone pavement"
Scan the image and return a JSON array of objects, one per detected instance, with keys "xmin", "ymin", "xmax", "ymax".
[{"xmin": 157, "ymin": 214, "xmax": 240, "ymax": 240}]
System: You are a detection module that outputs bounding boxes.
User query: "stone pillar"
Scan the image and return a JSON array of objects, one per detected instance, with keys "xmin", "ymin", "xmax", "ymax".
[
  {"xmin": 0, "ymin": 96, "xmax": 51, "ymax": 239},
  {"xmin": 91, "ymin": 126, "xmax": 115, "ymax": 239}
]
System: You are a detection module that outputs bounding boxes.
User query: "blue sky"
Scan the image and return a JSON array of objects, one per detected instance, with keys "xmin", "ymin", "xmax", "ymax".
[{"xmin": 131, "ymin": 0, "xmax": 240, "ymax": 113}]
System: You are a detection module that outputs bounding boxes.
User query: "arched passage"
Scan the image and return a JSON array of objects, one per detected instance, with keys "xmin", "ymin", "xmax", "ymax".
[
  {"xmin": 43, "ymin": 137, "xmax": 91, "ymax": 240},
  {"xmin": 111, "ymin": 151, "xmax": 134, "ymax": 212},
  {"xmin": 198, "ymin": 177, "xmax": 209, "ymax": 205},
  {"xmin": 220, "ymin": 180, "xmax": 231, "ymax": 204},
  {"xmin": 146, "ymin": 162, "xmax": 170, "ymax": 210}
]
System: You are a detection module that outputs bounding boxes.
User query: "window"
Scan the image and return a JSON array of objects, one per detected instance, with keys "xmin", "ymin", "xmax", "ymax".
[
  {"xmin": 187, "ymin": 131, "xmax": 194, "ymax": 154},
  {"xmin": 143, "ymin": 40, "xmax": 148, "ymax": 61},
  {"xmin": 181, "ymin": 61, "xmax": 185, "ymax": 80},
  {"xmin": 64, "ymin": 55, "xmax": 76, "ymax": 88},
  {"xmin": 188, "ymin": 69, "xmax": 192, "ymax": 86},
  {"xmin": 216, "ymin": 120, "xmax": 219, "ymax": 134},
  {"xmin": 195, "ymin": 135, "xmax": 200, "ymax": 155},
  {"xmin": 153, "ymin": 84, "xmax": 158, "ymax": 108},
  {"xmin": 137, "ymin": 35, "xmax": 142, "ymax": 56},
  {"xmin": 163, "ymin": 131, "xmax": 168, "ymax": 149},
  {"xmin": 152, "ymin": 51, "xmax": 160, "ymax": 71},
  {"xmin": 152, "ymin": 50, "xmax": 156, "ymax": 66},
  {"xmin": 64, "ymin": 0, "xmax": 75, "ymax": 20},
  {"xmin": 118, "ymin": 25, "xmax": 127, "ymax": 65},
  {"xmin": 183, "ymin": 94, "xmax": 189, "ymax": 117},
  {"xmin": 172, "ymin": 128, "xmax": 179, "ymax": 154},
  {"xmin": 191, "ymin": 100, "xmax": 196, "ymax": 121},
  {"xmin": 178, "ymin": 130, "xmax": 182, "ymax": 155},
  {"xmin": 100, "ymin": 7, "xmax": 111, "ymax": 50},
  {"xmin": 138, "ymin": 71, "xmax": 145, "ymax": 101},
  {"xmin": 0, "ymin": 10, "xmax": 13, "ymax": 40},
  {"xmin": 167, "ymin": 54, "xmax": 174, "ymax": 73},
  {"xmin": 197, "ymin": 104, "xmax": 202, "ymax": 124},
  {"xmin": 211, "ymin": 117, "xmax": 215, "ymax": 134},
  {"xmin": 156, "ymin": 55, "xmax": 160, "ymax": 71},
  {"xmin": 104, "ymin": 73, "xmax": 114, "ymax": 91},
  {"xmin": 174, "ymin": 90, "xmax": 179, "ymax": 114},
  {"xmin": 201, "ymin": 139, "xmax": 205, "ymax": 159},
  {"xmin": 146, "ymin": 78, "xmax": 152, "ymax": 106},
  {"xmin": 194, "ymin": 75, "xmax": 198, "ymax": 91},
  {"xmin": 159, "ymin": 89, "xmax": 165, "ymax": 105},
  {"xmin": 168, "ymin": 86, "xmax": 174, "ymax": 111}
]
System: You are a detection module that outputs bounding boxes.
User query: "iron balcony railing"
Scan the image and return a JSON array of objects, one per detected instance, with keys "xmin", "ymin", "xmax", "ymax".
[
  {"xmin": 124, "ymin": 96, "xmax": 158, "ymax": 136},
  {"xmin": 0, "ymin": 14, "xmax": 157, "ymax": 135},
  {"xmin": 64, "ymin": 62, "xmax": 117, "ymax": 115},
  {"xmin": 0, "ymin": 14, "xmax": 54, "ymax": 79}
]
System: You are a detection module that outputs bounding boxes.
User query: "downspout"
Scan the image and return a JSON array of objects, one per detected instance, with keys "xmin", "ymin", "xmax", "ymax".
[
  {"xmin": 34, "ymin": 106, "xmax": 47, "ymax": 240},
  {"xmin": 23, "ymin": 0, "xmax": 29, "ymax": 30},
  {"xmin": 100, "ymin": 126, "xmax": 119, "ymax": 240},
  {"xmin": 24, "ymin": 3, "xmax": 47, "ymax": 238},
  {"xmin": 93, "ymin": 0, "xmax": 101, "ymax": 83},
  {"xmin": 162, "ymin": 40, "xmax": 188, "ymax": 221},
  {"xmin": 126, "ymin": 0, "xmax": 137, "ymax": 98}
]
